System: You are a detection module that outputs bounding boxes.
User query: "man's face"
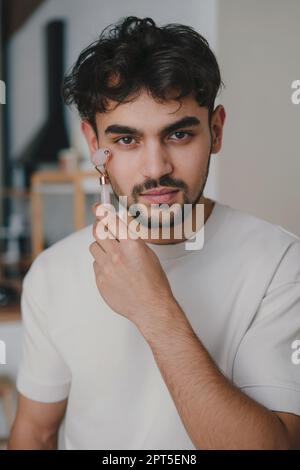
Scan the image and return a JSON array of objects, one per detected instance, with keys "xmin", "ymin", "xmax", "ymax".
[{"xmin": 83, "ymin": 89, "xmax": 225, "ymax": 227}]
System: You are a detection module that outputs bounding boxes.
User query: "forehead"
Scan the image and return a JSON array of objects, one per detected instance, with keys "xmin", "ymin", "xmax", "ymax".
[{"xmin": 95, "ymin": 89, "xmax": 207, "ymax": 132}]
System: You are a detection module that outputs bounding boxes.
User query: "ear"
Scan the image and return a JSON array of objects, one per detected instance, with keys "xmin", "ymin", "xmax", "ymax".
[
  {"xmin": 81, "ymin": 120, "xmax": 99, "ymax": 156},
  {"xmin": 210, "ymin": 105, "xmax": 226, "ymax": 154}
]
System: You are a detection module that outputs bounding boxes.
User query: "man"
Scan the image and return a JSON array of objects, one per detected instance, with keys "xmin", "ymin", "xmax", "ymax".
[{"xmin": 9, "ymin": 16, "xmax": 300, "ymax": 450}]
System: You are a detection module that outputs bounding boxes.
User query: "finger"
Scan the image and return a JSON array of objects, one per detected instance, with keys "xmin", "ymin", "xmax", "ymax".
[
  {"xmin": 89, "ymin": 240, "xmax": 106, "ymax": 259},
  {"xmin": 93, "ymin": 203, "xmax": 122, "ymax": 240},
  {"xmin": 93, "ymin": 218, "xmax": 120, "ymax": 253},
  {"xmin": 91, "ymin": 202, "xmax": 98, "ymax": 216},
  {"xmin": 92, "ymin": 202, "xmax": 112, "ymax": 219},
  {"xmin": 95, "ymin": 203, "xmax": 142, "ymax": 243}
]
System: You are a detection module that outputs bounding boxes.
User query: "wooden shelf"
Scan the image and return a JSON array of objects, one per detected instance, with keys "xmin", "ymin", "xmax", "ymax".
[
  {"xmin": 0, "ymin": 254, "xmax": 33, "ymax": 281},
  {"xmin": 0, "ymin": 188, "xmax": 31, "ymax": 198},
  {"xmin": 0, "ymin": 276, "xmax": 22, "ymax": 322},
  {"xmin": 30, "ymin": 169, "xmax": 104, "ymax": 258},
  {"xmin": 0, "ymin": 278, "xmax": 21, "ymax": 291},
  {"xmin": 0, "ymin": 304, "xmax": 21, "ymax": 322}
]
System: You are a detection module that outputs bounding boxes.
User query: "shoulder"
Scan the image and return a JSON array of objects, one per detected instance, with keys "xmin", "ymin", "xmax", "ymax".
[
  {"xmin": 216, "ymin": 201, "xmax": 300, "ymax": 284},
  {"xmin": 217, "ymin": 200, "xmax": 299, "ymax": 248}
]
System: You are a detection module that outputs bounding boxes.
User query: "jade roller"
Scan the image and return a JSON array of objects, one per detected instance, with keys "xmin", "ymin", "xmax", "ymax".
[{"xmin": 91, "ymin": 148, "xmax": 112, "ymax": 204}]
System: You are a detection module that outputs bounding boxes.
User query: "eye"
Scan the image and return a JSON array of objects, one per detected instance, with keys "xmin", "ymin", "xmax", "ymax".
[
  {"xmin": 113, "ymin": 136, "xmax": 137, "ymax": 145},
  {"xmin": 169, "ymin": 131, "xmax": 194, "ymax": 141}
]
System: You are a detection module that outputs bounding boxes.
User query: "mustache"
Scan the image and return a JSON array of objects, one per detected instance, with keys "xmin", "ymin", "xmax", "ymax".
[{"xmin": 132, "ymin": 175, "xmax": 188, "ymax": 198}]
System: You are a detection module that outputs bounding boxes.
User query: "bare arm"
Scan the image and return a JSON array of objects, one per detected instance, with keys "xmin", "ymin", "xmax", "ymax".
[
  {"xmin": 139, "ymin": 300, "xmax": 300, "ymax": 450},
  {"xmin": 7, "ymin": 393, "xmax": 67, "ymax": 450}
]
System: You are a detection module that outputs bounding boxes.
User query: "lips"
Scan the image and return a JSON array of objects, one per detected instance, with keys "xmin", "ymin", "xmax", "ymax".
[
  {"xmin": 140, "ymin": 188, "xmax": 180, "ymax": 203},
  {"xmin": 141, "ymin": 188, "xmax": 179, "ymax": 196}
]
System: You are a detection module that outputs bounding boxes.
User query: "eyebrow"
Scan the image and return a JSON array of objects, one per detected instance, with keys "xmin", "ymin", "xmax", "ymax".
[{"xmin": 104, "ymin": 116, "xmax": 201, "ymax": 138}]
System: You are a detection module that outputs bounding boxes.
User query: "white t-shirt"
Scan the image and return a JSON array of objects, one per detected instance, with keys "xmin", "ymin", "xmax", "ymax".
[{"xmin": 16, "ymin": 200, "xmax": 300, "ymax": 450}]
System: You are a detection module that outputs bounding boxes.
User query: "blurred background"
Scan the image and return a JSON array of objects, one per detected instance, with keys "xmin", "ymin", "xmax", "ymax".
[{"xmin": 0, "ymin": 0, "xmax": 299, "ymax": 448}]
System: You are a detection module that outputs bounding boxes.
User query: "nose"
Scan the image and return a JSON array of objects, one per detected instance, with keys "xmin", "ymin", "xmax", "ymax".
[{"xmin": 140, "ymin": 143, "xmax": 174, "ymax": 180}]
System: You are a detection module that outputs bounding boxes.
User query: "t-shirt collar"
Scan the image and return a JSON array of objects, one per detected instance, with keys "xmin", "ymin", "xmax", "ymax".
[{"xmin": 145, "ymin": 200, "xmax": 220, "ymax": 261}]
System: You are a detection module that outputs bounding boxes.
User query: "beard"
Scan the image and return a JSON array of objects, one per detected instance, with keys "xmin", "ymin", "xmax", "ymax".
[{"xmin": 109, "ymin": 153, "xmax": 212, "ymax": 231}]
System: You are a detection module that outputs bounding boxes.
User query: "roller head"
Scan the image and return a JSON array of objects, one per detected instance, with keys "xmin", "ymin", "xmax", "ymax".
[{"xmin": 91, "ymin": 148, "xmax": 112, "ymax": 174}]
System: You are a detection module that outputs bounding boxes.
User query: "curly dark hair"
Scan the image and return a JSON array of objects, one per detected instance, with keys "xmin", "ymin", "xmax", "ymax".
[{"xmin": 62, "ymin": 16, "xmax": 223, "ymax": 133}]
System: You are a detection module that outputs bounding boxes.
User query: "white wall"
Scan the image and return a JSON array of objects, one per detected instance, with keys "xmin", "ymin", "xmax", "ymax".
[{"xmin": 215, "ymin": 0, "xmax": 300, "ymax": 236}]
